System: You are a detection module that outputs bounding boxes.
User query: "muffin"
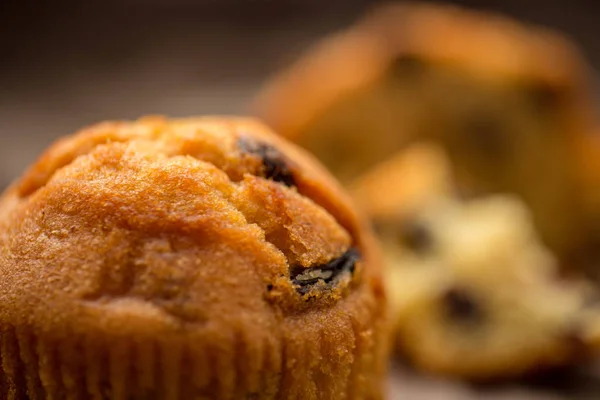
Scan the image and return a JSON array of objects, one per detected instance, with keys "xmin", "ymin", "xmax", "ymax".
[
  {"xmin": 351, "ymin": 143, "xmax": 600, "ymax": 379},
  {"xmin": 0, "ymin": 116, "xmax": 388, "ymax": 399},
  {"xmin": 254, "ymin": 2, "xmax": 598, "ymax": 257},
  {"xmin": 565, "ymin": 129, "xmax": 600, "ymax": 279}
]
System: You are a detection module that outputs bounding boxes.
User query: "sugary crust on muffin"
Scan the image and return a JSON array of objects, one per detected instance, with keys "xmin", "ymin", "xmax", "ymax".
[
  {"xmin": 254, "ymin": 2, "xmax": 594, "ymax": 140},
  {"xmin": 0, "ymin": 116, "xmax": 388, "ymax": 399}
]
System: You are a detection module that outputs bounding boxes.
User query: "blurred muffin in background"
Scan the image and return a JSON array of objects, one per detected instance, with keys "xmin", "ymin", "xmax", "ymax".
[
  {"xmin": 567, "ymin": 128, "xmax": 600, "ymax": 280},
  {"xmin": 0, "ymin": 116, "xmax": 388, "ymax": 399},
  {"xmin": 254, "ymin": 1, "xmax": 599, "ymax": 262},
  {"xmin": 351, "ymin": 143, "xmax": 600, "ymax": 379}
]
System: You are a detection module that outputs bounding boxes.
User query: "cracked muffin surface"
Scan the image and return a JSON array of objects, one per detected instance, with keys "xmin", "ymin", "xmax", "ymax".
[
  {"xmin": 0, "ymin": 116, "xmax": 388, "ymax": 400},
  {"xmin": 351, "ymin": 143, "xmax": 600, "ymax": 379}
]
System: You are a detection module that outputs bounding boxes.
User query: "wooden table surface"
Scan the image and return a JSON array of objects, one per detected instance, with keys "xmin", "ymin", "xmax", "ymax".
[{"xmin": 2, "ymin": 3, "xmax": 600, "ymax": 398}]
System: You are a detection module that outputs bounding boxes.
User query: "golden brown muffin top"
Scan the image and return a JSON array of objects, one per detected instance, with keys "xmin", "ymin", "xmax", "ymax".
[
  {"xmin": 254, "ymin": 2, "xmax": 593, "ymax": 140},
  {"xmin": 0, "ymin": 116, "xmax": 383, "ymax": 334}
]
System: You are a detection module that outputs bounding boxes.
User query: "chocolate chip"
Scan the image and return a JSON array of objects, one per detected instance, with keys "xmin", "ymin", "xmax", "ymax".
[
  {"xmin": 398, "ymin": 219, "xmax": 434, "ymax": 254},
  {"xmin": 442, "ymin": 287, "xmax": 483, "ymax": 323},
  {"xmin": 291, "ymin": 248, "xmax": 360, "ymax": 294},
  {"xmin": 266, "ymin": 284, "xmax": 274, "ymax": 291},
  {"xmin": 238, "ymin": 138, "xmax": 296, "ymax": 187}
]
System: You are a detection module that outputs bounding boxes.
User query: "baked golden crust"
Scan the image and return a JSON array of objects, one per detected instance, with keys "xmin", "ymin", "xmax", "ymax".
[
  {"xmin": 254, "ymin": 2, "xmax": 598, "ymax": 258},
  {"xmin": 0, "ymin": 116, "xmax": 388, "ymax": 399}
]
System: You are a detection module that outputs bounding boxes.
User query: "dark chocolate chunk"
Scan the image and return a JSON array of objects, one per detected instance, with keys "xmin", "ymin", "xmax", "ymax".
[
  {"xmin": 291, "ymin": 248, "xmax": 360, "ymax": 294},
  {"xmin": 398, "ymin": 219, "xmax": 434, "ymax": 254},
  {"xmin": 442, "ymin": 287, "xmax": 483, "ymax": 323},
  {"xmin": 238, "ymin": 138, "xmax": 296, "ymax": 187}
]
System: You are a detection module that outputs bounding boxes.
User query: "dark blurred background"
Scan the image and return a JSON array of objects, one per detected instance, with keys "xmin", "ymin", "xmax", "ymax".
[{"xmin": 1, "ymin": 0, "xmax": 599, "ymax": 191}]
